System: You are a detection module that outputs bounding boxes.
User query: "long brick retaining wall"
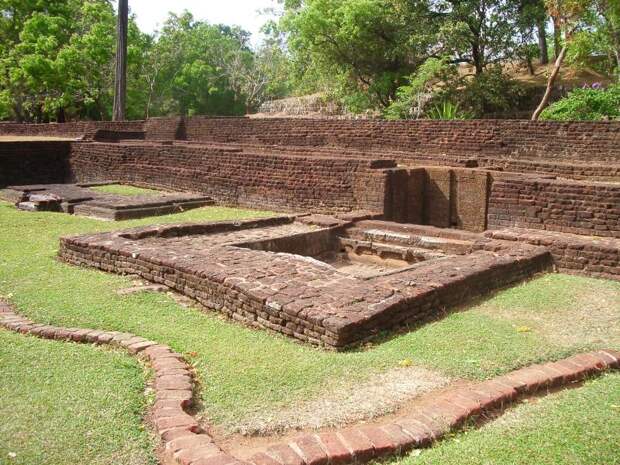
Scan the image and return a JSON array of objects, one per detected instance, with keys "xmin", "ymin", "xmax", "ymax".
[
  {"xmin": 488, "ymin": 175, "xmax": 620, "ymax": 238},
  {"xmin": 1, "ymin": 301, "xmax": 618, "ymax": 465},
  {"xmin": 4, "ymin": 118, "xmax": 620, "ymax": 165},
  {"xmin": 68, "ymin": 142, "xmax": 391, "ymax": 213},
  {"xmin": 0, "ymin": 120, "xmax": 145, "ymax": 138},
  {"xmin": 181, "ymin": 117, "xmax": 620, "ymax": 163},
  {"xmin": 0, "ymin": 141, "xmax": 71, "ymax": 187}
]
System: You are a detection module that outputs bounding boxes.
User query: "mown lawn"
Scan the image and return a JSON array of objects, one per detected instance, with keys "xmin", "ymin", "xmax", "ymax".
[
  {"xmin": 0, "ymin": 330, "xmax": 155, "ymax": 465},
  {"xmin": 0, "ymin": 200, "xmax": 619, "ymax": 462},
  {"xmin": 393, "ymin": 372, "xmax": 620, "ymax": 465}
]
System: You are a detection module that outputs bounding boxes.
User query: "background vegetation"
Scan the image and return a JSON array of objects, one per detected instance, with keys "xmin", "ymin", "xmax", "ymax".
[{"xmin": 0, "ymin": 0, "xmax": 619, "ymax": 122}]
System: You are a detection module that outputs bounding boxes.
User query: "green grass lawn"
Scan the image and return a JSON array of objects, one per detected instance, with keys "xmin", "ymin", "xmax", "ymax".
[
  {"xmin": 88, "ymin": 184, "xmax": 163, "ymax": 196},
  {"xmin": 0, "ymin": 200, "xmax": 619, "ymax": 461},
  {"xmin": 0, "ymin": 330, "xmax": 155, "ymax": 465},
  {"xmin": 393, "ymin": 372, "xmax": 620, "ymax": 465}
]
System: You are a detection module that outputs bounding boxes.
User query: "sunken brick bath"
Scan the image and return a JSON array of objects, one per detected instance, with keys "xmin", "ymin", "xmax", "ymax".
[{"xmin": 59, "ymin": 215, "xmax": 552, "ymax": 348}]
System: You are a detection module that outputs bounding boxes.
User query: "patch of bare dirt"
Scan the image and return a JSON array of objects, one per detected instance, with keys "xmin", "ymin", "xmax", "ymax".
[
  {"xmin": 212, "ymin": 365, "xmax": 450, "ymax": 439},
  {"xmin": 483, "ymin": 283, "xmax": 620, "ymax": 348}
]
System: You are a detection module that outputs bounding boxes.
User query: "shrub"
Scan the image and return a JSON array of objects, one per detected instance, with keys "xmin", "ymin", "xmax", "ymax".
[
  {"xmin": 447, "ymin": 66, "xmax": 527, "ymax": 118},
  {"xmin": 384, "ymin": 58, "xmax": 448, "ymax": 120},
  {"xmin": 540, "ymin": 84, "xmax": 620, "ymax": 121},
  {"xmin": 427, "ymin": 101, "xmax": 470, "ymax": 120}
]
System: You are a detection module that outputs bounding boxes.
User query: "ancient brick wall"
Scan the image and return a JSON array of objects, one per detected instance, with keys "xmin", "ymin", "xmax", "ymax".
[
  {"xmin": 385, "ymin": 167, "xmax": 490, "ymax": 233},
  {"xmin": 0, "ymin": 121, "xmax": 145, "ymax": 139},
  {"xmin": 182, "ymin": 117, "xmax": 620, "ymax": 163},
  {"xmin": 488, "ymin": 175, "xmax": 620, "ymax": 238},
  {"xmin": 0, "ymin": 141, "xmax": 70, "ymax": 187},
  {"xmin": 143, "ymin": 117, "xmax": 186, "ymax": 140},
  {"xmin": 487, "ymin": 229, "xmax": 620, "ymax": 281},
  {"xmin": 68, "ymin": 142, "xmax": 389, "ymax": 213}
]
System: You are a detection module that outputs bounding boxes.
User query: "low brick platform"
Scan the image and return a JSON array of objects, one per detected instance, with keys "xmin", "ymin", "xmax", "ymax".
[
  {"xmin": 58, "ymin": 216, "xmax": 553, "ymax": 348},
  {"xmin": 486, "ymin": 228, "xmax": 620, "ymax": 281},
  {"xmin": 1, "ymin": 302, "xmax": 617, "ymax": 465},
  {"xmin": 1, "ymin": 183, "xmax": 213, "ymax": 220}
]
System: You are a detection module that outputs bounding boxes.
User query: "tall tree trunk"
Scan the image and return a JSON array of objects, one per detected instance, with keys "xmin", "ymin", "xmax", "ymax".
[
  {"xmin": 537, "ymin": 19, "xmax": 549, "ymax": 65},
  {"xmin": 553, "ymin": 17, "xmax": 562, "ymax": 60},
  {"xmin": 56, "ymin": 107, "xmax": 66, "ymax": 123},
  {"xmin": 472, "ymin": 42, "xmax": 484, "ymax": 75},
  {"xmin": 113, "ymin": 0, "xmax": 128, "ymax": 121},
  {"xmin": 526, "ymin": 55, "xmax": 535, "ymax": 75},
  {"xmin": 532, "ymin": 44, "xmax": 567, "ymax": 120}
]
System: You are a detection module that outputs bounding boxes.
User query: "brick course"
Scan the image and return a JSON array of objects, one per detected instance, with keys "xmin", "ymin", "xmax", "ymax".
[
  {"xmin": 68, "ymin": 142, "xmax": 390, "ymax": 213},
  {"xmin": 485, "ymin": 228, "xmax": 620, "ymax": 280},
  {"xmin": 488, "ymin": 175, "xmax": 620, "ymax": 238},
  {"xmin": 0, "ymin": 120, "xmax": 144, "ymax": 138},
  {"xmin": 181, "ymin": 118, "xmax": 620, "ymax": 163}
]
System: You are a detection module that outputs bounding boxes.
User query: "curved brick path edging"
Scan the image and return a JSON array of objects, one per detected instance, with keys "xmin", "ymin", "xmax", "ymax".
[{"xmin": 1, "ymin": 302, "xmax": 618, "ymax": 465}]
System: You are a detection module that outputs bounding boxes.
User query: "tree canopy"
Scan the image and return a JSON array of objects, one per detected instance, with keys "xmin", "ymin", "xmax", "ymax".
[{"xmin": 0, "ymin": 0, "xmax": 618, "ymax": 121}]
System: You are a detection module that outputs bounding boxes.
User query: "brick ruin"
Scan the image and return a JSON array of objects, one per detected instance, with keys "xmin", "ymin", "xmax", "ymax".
[
  {"xmin": 1, "ymin": 183, "xmax": 212, "ymax": 220},
  {"xmin": 1, "ymin": 117, "xmax": 619, "ymax": 346}
]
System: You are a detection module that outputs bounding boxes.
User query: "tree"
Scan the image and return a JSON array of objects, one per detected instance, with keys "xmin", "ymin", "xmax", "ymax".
[
  {"xmin": 434, "ymin": 0, "xmax": 523, "ymax": 75},
  {"xmin": 113, "ymin": 0, "xmax": 128, "ymax": 121},
  {"xmin": 532, "ymin": 0, "xmax": 593, "ymax": 120},
  {"xmin": 143, "ymin": 12, "xmax": 250, "ymax": 116},
  {"xmin": 281, "ymin": 0, "xmax": 439, "ymax": 110},
  {"xmin": 1, "ymin": 0, "xmax": 117, "ymax": 122},
  {"xmin": 567, "ymin": 0, "xmax": 620, "ymax": 79}
]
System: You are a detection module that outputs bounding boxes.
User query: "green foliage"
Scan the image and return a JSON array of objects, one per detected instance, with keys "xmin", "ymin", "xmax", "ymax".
[
  {"xmin": 384, "ymin": 58, "xmax": 448, "ymax": 120},
  {"xmin": 540, "ymin": 84, "xmax": 620, "ymax": 120},
  {"xmin": 0, "ymin": 3, "xmax": 282, "ymax": 121},
  {"xmin": 440, "ymin": 67, "xmax": 528, "ymax": 118},
  {"xmin": 2, "ymin": 0, "xmax": 618, "ymax": 120},
  {"xmin": 434, "ymin": 0, "xmax": 524, "ymax": 74},
  {"xmin": 1, "ymin": 0, "xmax": 115, "ymax": 121},
  {"xmin": 564, "ymin": 0, "xmax": 620, "ymax": 78},
  {"xmin": 281, "ymin": 0, "xmax": 438, "ymax": 111},
  {"xmin": 428, "ymin": 101, "xmax": 470, "ymax": 120}
]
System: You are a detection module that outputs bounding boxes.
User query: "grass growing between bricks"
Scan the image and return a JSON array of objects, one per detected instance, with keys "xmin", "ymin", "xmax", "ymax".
[
  {"xmin": 393, "ymin": 372, "xmax": 620, "ymax": 465},
  {"xmin": 0, "ymin": 200, "xmax": 619, "ymax": 434},
  {"xmin": 0, "ymin": 330, "xmax": 156, "ymax": 465},
  {"xmin": 88, "ymin": 184, "xmax": 164, "ymax": 196}
]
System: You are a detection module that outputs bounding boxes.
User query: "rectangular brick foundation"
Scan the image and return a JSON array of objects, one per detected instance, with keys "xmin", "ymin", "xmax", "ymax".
[{"xmin": 58, "ymin": 217, "xmax": 553, "ymax": 348}]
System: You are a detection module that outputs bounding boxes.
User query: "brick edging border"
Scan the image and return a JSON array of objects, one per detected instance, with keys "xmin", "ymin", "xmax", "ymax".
[
  {"xmin": 0, "ymin": 302, "xmax": 224, "ymax": 465},
  {"xmin": 1, "ymin": 301, "xmax": 618, "ymax": 465}
]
